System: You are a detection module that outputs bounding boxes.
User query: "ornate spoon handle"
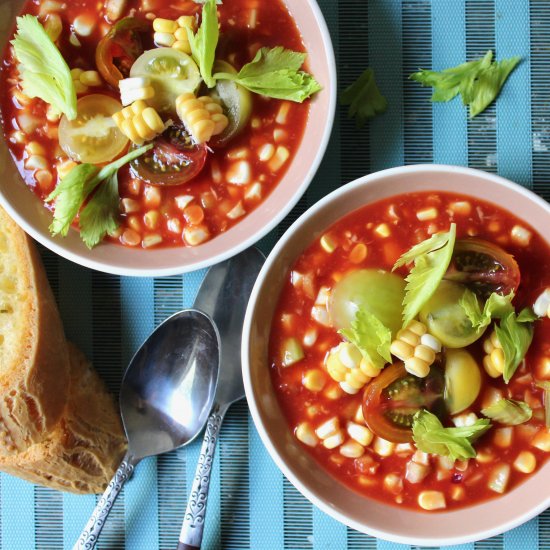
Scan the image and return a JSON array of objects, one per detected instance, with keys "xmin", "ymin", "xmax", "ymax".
[
  {"xmin": 177, "ymin": 405, "xmax": 226, "ymax": 550},
  {"xmin": 73, "ymin": 452, "xmax": 139, "ymax": 550}
]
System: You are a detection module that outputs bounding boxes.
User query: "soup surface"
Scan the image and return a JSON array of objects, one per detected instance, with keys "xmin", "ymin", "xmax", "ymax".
[
  {"xmin": 1, "ymin": 0, "xmax": 313, "ymax": 249},
  {"xmin": 269, "ymin": 191, "xmax": 550, "ymax": 511}
]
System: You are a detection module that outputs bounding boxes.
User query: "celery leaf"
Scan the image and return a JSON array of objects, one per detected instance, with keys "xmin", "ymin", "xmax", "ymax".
[
  {"xmin": 410, "ymin": 50, "xmax": 520, "ymax": 118},
  {"xmin": 459, "ymin": 289, "xmax": 515, "ymax": 330},
  {"xmin": 394, "ymin": 224, "xmax": 456, "ymax": 327},
  {"xmin": 339, "ymin": 309, "xmax": 392, "ymax": 370},
  {"xmin": 495, "ymin": 312, "xmax": 534, "ymax": 383},
  {"xmin": 412, "ymin": 410, "xmax": 491, "ymax": 461},
  {"xmin": 214, "ymin": 47, "xmax": 321, "ymax": 102},
  {"xmin": 481, "ymin": 398, "xmax": 532, "ymax": 425},
  {"xmin": 340, "ymin": 69, "xmax": 387, "ymax": 127},
  {"xmin": 187, "ymin": 0, "xmax": 219, "ymax": 88},
  {"xmin": 11, "ymin": 15, "xmax": 77, "ymax": 120}
]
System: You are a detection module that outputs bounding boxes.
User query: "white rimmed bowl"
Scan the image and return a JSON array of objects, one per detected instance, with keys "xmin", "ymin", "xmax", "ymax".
[
  {"xmin": 0, "ymin": 0, "xmax": 336, "ymax": 276},
  {"xmin": 242, "ymin": 164, "xmax": 550, "ymax": 546}
]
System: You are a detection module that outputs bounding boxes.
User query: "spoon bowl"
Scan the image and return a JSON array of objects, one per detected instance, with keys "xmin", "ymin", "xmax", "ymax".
[
  {"xmin": 75, "ymin": 309, "xmax": 220, "ymax": 550},
  {"xmin": 121, "ymin": 310, "xmax": 220, "ymax": 460}
]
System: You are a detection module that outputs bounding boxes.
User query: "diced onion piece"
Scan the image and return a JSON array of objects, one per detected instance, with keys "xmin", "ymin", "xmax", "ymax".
[
  {"xmin": 511, "ymin": 225, "xmax": 532, "ymax": 246},
  {"xmin": 488, "ymin": 464, "xmax": 510, "ymax": 494},
  {"xmin": 383, "ymin": 473, "xmax": 403, "ymax": 495},
  {"xmin": 280, "ymin": 337, "xmax": 304, "ymax": 367},
  {"xmin": 406, "ymin": 460, "xmax": 430, "ymax": 484}
]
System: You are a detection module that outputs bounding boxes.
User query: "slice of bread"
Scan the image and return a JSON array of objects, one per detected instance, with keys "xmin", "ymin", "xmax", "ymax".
[
  {"xmin": 0, "ymin": 207, "xmax": 70, "ymax": 455},
  {"xmin": 0, "ymin": 344, "xmax": 127, "ymax": 494}
]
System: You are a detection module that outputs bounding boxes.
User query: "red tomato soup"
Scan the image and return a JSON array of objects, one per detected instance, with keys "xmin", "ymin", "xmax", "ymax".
[
  {"xmin": 1, "ymin": 0, "xmax": 313, "ymax": 249},
  {"xmin": 269, "ymin": 191, "xmax": 550, "ymax": 512}
]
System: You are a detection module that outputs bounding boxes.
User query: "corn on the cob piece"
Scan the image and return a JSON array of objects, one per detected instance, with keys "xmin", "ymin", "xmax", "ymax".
[
  {"xmin": 153, "ymin": 16, "xmax": 195, "ymax": 54},
  {"xmin": 112, "ymin": 100, "xmax": 164, "ymax": 145},
  {"xmin": 176, "ymin": 93, "xmax": 228, "ymax": 144},
  {"xmin": 482, "ymin": 330, "xmax": 505, "ymax": 378},
  {"xmin": 119, "ymin": 77, "xmax": 155, "ymax": 106},
  {"xmin": 390, "ymin": 320, "xmax": 440, "ymax": 378},
  {"xmin": 325, "ymin": 342, "xmax": 381, "ymax": 395}
]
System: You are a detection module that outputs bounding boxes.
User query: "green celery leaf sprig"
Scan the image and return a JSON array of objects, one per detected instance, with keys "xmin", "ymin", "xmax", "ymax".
[
  {"xmin": 459, "ymin": 289, "xmax": 515, "ymax": 330},
  {"xmin": 410, "ymin": 50, "xmax": 521, "ymax": 118},
  {"xmin": 11, "ymin": 15, "xmax": 77, "ymax": 120},
  {"xmin": 339, "ymin": 309, "xmax": 392, "ymax": 371},
  {"xmin": 214, "ymin": 46, "xmax": 322, "ymax": 103},
  {"xmin": 495, "ymin": 310, "xmax": 534, "ymax": 383},
  {"xmin": 341, "ymin": 69, "xmax": 387, "ymax": 127},
  {"xmin": 481, "ymin": 398, "xmax": 532, "ymax": 425},
  {"xmin": 46, "ymin": 145, "xmax": 153, "ymax": 248},
  {"xmin": 393, "ymin": 224, "xmax": 457, "ymax": 327},
  {"xmin": 188, "ymin": 0, "xmax": 320, "ymax": 102},
  {"xmin": 412, "ymin": 409, "xmax": 491, "ymax": 461},
  {"xmin": 187, "ymin": 0, "xmax": 219, "ymax": 88}
]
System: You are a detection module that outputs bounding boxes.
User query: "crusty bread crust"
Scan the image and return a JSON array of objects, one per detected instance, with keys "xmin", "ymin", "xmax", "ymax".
[
  {"xmin": 0, "ymin": 207, "xmax": 71, "ymax": 455},
  {"xmin": 0, "ymin": 344, "xmax": 127, "ymax": 494}
]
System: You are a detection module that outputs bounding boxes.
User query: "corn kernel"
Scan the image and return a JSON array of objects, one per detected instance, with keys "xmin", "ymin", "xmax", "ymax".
[
  {"xmin": 340, "ymin": 440, "xmax": 365, "ymax": 458},
  {"xmin": 295, "ymin": 422, "xmax": 318, "ymax": 447},
  {"xmin": 302, "ymin": 369, "xmax": 327, "ymax": 392},
  {"xmin": 532, "ymin": 428, "xmax": 550, "ymax": 452},
  {"xmin": 494, "ymin": 427, "xmax": 513, "ymax": 448},
  {"xmin": 144, "ymin": 210, "xmax": 160, "ymax": 230},
  {"xmin": 323, "ymin": 431, "xmax": 344, "ymax": 449},
  {"xmin": 316, "ymin": 417, "xmax": 339, "ymax": 440},
  {"xmin": 349, "ymin": 243, "xmax": 367, "ymax": 264},
  {"xmin": 373, "ymin": 437, "xmax": 395, "ymax": 457},
  {"xmin": 153, "ymin": 17, "xmax": 179, "ymax": 33},
  {"xmin": 360, "ymin": 358, "xmax": 381, "ymax": 378},
  {"xmin": 383, "ymin": 473, "xmax": 403, "ymax": 495},
  {"xmin": 511, "ymin": 225, "xmax": 532, "ymax": 247},
  {"xmin": 418, "ymin": 490, "xmax": 446, "ymax": 510},
  {"xmin": 416, "ymin": 207, "xmax": 438, "ymax": 221},
  {"xmin": 374, "ymin": 223, "xmax": 390, "ymax": 238},
  {"xmin": 142, "ymin": 233, "xmax": 163, "ymax": 248},
  {"xmin": 514, "ymin": 451, "xmax": 536, "ymax": 473},
  {"xmin": 320, "ymin": 233, "xmax": 338, "ymax": 253},
  {"xmin": 390, "ymin": 340, "xmax": 414, "ymax": 361},
  {"xmin": 404, "ymin": 357, "xmax": 430, "ymax": 378},
  {"xmin": 347, "ymin": 422, "xmax": 373, "ymax": 446}
]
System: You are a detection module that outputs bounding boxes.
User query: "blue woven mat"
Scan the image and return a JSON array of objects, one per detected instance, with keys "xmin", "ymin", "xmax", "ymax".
[{"xmin": 2, "ymin": 0, "xmax": 550, "ymax": 548}]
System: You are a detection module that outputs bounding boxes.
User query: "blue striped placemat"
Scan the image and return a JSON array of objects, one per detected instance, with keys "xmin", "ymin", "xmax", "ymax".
[{"xmin": 2, "ymin": 0, "xmax": 550, "ymax": 548}]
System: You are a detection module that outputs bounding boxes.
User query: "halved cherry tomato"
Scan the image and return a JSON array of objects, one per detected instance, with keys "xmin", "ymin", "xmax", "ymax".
[
  {"xmin": 96, "ymin": 17, "xmax": 150, "ymax": 88},
  {"xmin": 444, "ymin": 238, "xmax": 520, "ymax": 299},
  {"xmin": 362, "ymin": 363, "xmax": 446, "ymax": 443},
  {"xmin": 130, "ymin": 123, "xmax": 207, "ymax": 186}
]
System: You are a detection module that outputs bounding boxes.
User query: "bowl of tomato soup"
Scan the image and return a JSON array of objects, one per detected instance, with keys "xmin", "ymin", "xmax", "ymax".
[
  {"xmin": 0, "ymin": 0, "xmax": 335, "ymax": 276},
  {"xmin": 242, "ymin": 164, "xmax": 550, "ymax": 545}
]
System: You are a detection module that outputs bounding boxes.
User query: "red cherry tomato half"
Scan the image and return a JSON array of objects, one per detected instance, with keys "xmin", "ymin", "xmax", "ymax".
[
  {"xmin": 130, "ymin": 123, "xmax": 208, "ymax": 186},
  {"xmin": 96, "ymin": 18, "xmax": 150, "ymax": 88},
  {"xmin": 362, "ymin": 363, "xmax": 446, "ymax": 443},
  {"xmin": 444, "ymin": 238, "xmax": 521, "ymax": 299}
]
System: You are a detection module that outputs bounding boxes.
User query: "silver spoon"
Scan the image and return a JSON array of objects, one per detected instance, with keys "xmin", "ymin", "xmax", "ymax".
[
  {"xmin": 178, "ymin": 247, "xmax": 265, "ymax": 550},
  {"xmin": 75, "ymin": 309, "xmax": 220, "ymax": 550}
]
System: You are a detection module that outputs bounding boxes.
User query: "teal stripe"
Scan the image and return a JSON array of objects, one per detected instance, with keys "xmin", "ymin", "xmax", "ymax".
[
  {"xmin": 369, "ymin": 0, "xmax": 404, "ymax": 170},
  {"xmin": 495, "ymin": 0, "xmax": 533, "ymax": 187},
  {"xmin": 313, "ymin": 507, "xmax": 347, "ymax": 550},
  {"xmin": 0, "ymin": 475, "xmax": 34, "ymax": 549},
  {"xmin": 432, "ymin": 0, "xmax": 468, "ymax": 166},
  {"xmin": 58, "ymin": 261, "xmax": 97, "ymax": 549},
  {"xmin": 248, "ymin": 420, "xmax": 284, "ymax": 550},
  {"xmin": 504, "ymin": 519, "xmax": 539, "ymax": 550},
  {"xmin": 376, "ymin": 540, "xmax": 409, "ymax": 550},
  {"xmin": 63, "ymin": 494, "xmax": 96, "ymax": 550},
  {"xmin": 447, "ymin": 544, "xmax": 476, "ymax": 550},
  {"xmin": 120, "ymin": 278, "xmax": 159, "ymax": 550}
]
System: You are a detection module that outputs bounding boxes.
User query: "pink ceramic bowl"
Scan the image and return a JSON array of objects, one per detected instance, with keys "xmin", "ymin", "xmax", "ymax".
[
  {"xmin": 242, "ymin": 165, "xmax": 550, "ymax": 546},
  {"xmin": 0, "ymin": 0, "xmax": 335, "ymax": 277}
]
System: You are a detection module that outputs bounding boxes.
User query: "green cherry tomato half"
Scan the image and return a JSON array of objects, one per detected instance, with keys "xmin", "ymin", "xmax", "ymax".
[
  {"xmin": 209, "ymin": 60, "xmax": 253, "ymax": 147},
  {"xmin": 419, "ymin": 280, "xmax": 486, "ymax": 348},
  {"xmin": 329, "ymin": 269, "xmax": 405, "ymax": 335},
  {"xmin": 130, "ymin": 48, "xmax": 201, "ymax": 114}
]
